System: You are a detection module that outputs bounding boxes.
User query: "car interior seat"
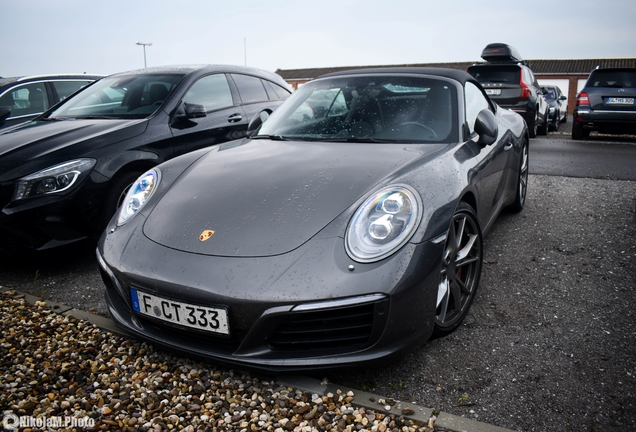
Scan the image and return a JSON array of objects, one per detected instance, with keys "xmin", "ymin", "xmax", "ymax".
[
  {"xmin": 28, "ymin": 87, "xmax": 46, "ymax": 113},
  {"xmin": 149, "ymin": 84, "xmax": 169, "ymax": 104}
]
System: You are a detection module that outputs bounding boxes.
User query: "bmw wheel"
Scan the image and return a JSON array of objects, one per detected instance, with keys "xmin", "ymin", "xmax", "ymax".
[{"xmin": 434, "ymin": 202, "xmax": 483, "ymax": 337}]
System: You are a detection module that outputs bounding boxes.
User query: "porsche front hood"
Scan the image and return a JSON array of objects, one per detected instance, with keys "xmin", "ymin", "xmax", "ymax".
[{"xmin": 143, "ymin": 139, "xmax": 444, "ymax": 257}]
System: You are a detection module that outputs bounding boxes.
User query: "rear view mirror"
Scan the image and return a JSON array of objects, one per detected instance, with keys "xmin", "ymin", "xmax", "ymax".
[
  {"xmin": 559, "ymin": 95, "xmax": 567, "ymax": 101},
  {"xmin": 247, "ymin": 109, "xmax": 272, "ymax": 137},
  {"xmin": 174, "ymin": 102, "xmax": 207, "ymax": 121},
  {"xmin": 0, "ymin": 107, "xmax": 10, "ymax": 124},
  {"xmin": 474, "ymin": 109, "xmax": 498, "ymax": 146}
]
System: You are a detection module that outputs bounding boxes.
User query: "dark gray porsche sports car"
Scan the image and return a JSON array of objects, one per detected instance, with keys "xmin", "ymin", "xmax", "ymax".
[{"xmin": 97, "ymin": 67, "xmax": 529, "ymax": 370}]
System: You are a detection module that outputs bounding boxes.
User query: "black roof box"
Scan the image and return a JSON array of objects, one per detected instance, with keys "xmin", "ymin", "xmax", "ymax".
[{"xmin": 481, "ymin": 43, "xmax": 524, "ymax": 63}]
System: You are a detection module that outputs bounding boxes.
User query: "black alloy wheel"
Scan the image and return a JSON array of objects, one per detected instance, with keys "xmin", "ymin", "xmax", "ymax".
[
  {"xmin": 551, "ymin": 111, "xmax": 560, "ymax": 132},
  {"xmin": 572, "ymin": 122, "xmax": 589, "ymax": 140},
  {"xmin": 528, "ymin": 109, "xmax": 538, "ymax": 138},
  {"xmin": 538, "ymin": 109, "xmax": 549, "ymax": 135},
  {"xmin": 434, "ymin": 202, "xmax": 483, "ymax": 336},
  {"xmin": 508, "ymin": 138, "xmax": 529, "ymax": 213}
]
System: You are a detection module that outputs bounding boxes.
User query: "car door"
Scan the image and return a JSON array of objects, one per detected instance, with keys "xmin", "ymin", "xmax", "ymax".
[
  {"xmin": 0, "ymin": 81, "xmax": 49, "ymax": 129},
  {"xmin": 169, "ymin": 73, "xmax": 249, "ymax": 156},
  {"xmin": 465, "ymin": 82, "xmax": 512, "ymax": 225}
]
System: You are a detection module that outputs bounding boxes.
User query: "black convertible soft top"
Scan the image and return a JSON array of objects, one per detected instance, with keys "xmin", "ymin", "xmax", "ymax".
[{"xmin": 317, "ymin": 67, "xmax": 475, "ymax": 86}]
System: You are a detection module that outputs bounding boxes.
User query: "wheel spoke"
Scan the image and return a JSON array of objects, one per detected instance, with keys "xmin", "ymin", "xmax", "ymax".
[
  {"xmin": 436, "ymin": 277, "xmax": 449, "ymax": 308},
  {"xmin": 456, "ymin": 233, "xmax": 477, "ymax": 262},
  {"xmin": 454, "ymin": 217, "xmax": 466, "ymax": 249}
]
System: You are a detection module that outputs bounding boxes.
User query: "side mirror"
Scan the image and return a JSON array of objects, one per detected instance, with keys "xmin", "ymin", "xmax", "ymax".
[
  {"xmin": 474, "ymin": 109, "xmax": 498, "ymax": 146},
  {"xmin": 0, "ymin": 107, "xmax": 10, "ymax": 123},
  {"xmin": 559, "ymin": 95, "xmax": 567, "ymax": 101},
  {"xmin": 247, "ymin": 109, "xmax": 272, "ymax": 137},
  {"xmin": 174, "ymin": 102, "xmax": 207, "ymax": 121}
]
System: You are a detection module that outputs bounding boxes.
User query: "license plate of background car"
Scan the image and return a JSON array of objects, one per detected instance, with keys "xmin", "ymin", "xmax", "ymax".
[
  {"xmin": 605, "ymin": 97, "xmax": 634, "ymax": 105},
  {"xmin": 485, "ymin": 89, "xmax": 502, "ymax": 96},
  {"xmin": 130, "ymin": 288, "xmax": 230, "ymax": 334}
]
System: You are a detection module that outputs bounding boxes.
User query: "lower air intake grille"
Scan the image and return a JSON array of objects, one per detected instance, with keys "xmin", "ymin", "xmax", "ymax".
[{"xmin": 269, "ymin": 298, "xmax": 388, "ymax": 351}]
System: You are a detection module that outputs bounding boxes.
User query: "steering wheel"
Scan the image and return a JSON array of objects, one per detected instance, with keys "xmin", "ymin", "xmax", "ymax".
[{"xmin": 395, "ymin": 121, "xmax": 438, "ymax": 138}]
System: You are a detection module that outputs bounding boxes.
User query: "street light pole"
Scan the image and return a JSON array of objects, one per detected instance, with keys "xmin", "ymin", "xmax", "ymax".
[{"xmin": 135, "ymin": 41, "xmax": 152, "ymax": 68}]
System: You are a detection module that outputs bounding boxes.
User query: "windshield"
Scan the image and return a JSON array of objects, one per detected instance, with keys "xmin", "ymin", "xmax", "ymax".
[
  {"xmin": 587, "ymin": 70, "xmax": 636, "ymax": 88},
  {"xmin": 468, "ymin": 65, "xmax": 520, "ymax": 84},
  {"xmin": 49, "ymin": 73, "xmax": 185, "ymax": 119},
  {"xmin": 542, "ymin": 88, "xmax": 556, "ymax": 100},
  {"xmin": 256, "ymin": 75, "xmax": 458, "ymax": 143}
]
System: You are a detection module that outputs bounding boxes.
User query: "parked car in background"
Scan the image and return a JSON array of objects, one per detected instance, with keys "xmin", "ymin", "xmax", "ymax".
[
  {"xmin": 572, "ymin": 68, "xmax": 636, "ymax": 139},
  {"xmin": 0, "ymin": 65, "xmax": 291, "ymax": 252},
  {"xmin": 97, "ymin": 67, "xmax": 529, "ymax": 370},
  {"xmin": 0, "ymin": 74, "xmax": 103, "ymax": 129},
  {"xmin": 468, "ymin": 43, "xmax": 549, "ymax": 138},
  {"xmin": 541, "ymin": 84, "xmax": 567, "ymax": 131}
]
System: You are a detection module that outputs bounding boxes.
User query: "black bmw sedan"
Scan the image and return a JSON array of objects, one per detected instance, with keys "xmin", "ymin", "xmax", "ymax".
[
  {"xmin": 0, "ymin": 65, "xmax": 290, "ymax": 252},
  {"xmin": 97, "ymin": 67, "xmax": 529, "ymax": 370}
]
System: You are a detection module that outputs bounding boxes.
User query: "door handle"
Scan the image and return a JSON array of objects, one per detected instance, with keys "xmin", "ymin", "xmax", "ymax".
[
  {"xmin": 227, "ymin": 113, "xmax": 243, "ymax": 123},
  {"xmin": 504, "ymin": 142, "xmax": 513, "ymax": 150}
]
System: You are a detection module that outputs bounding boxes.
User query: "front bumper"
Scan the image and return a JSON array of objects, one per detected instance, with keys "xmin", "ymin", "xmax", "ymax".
[
  {"xmin": 0, "ymin": 173, "xmax": 107, "ymax": 251},
  {"xmin": 97, "ymin": 219, "xmax": 444, "ymax": 371}
]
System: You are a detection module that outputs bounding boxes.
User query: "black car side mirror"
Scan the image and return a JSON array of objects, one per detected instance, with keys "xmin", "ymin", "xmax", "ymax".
[
  {"xmin": 0, "ymin": 107, "xmax": 10, "ymax": 124},
  {"xmin": 559, "ymin": 95, "xmax": 567, "ymax": 101},
  {"xmin": 474, "ymin": 109, "xmax": 498, "ymax": 146},
  {"xmin": 174, "ymin": 102, "xmax": 207, "ymax": 121},
  {"xmin": 247, "ymin": 109, "xmax": 272, "ymax": 137}
]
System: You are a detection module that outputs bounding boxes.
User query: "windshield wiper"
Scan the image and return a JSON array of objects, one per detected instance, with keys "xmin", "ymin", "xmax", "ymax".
[
  {"xmin": 72, "ymin": 115, "xmax": 116, "ymax": 120},
  {"xmin": 329, "ymin": 137, "xmax": 402, "ymax": 143},
  {"xmin": 39, "ymin": 117, "xmax": 63, "ymax": 122},
  {"xmin": 251, "ymin": 134, "xmax": 288, "ymax": 141}
]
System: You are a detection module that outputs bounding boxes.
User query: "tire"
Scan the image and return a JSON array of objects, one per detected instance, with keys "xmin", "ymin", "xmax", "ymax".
[
  {"xmin": 100, "ymin": 170, "xmax": 144, "ymax": 228},
  {"xmin": 552, "ymin": 111, "xmax": 560, "ymax": 132},
  {"xmin": 527, "ymin": 110, "xmax": 538, "ymax": 138},
  {"xmin": 433, "ymin": 202, "xmax": 483, "ymax": 337},
  {"xmin": 537, "ymin": 109, "xmax": 549, "ymax": 135},
  {"xmin": 572, "ymin": 122, "xmax": 589, "ymax": 140},
  {"xmin": 507, "ymin": 138, "xmax": 529, "ymax": 213}
]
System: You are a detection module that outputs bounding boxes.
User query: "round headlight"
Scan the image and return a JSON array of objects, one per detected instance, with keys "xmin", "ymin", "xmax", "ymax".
[
  {"xmin": 346, "ymin": 185, "xmax": 422, "ymax": 263},
  {"xmin": 116, "ymin": 169, "xmax": 160, "ymax": 226}
]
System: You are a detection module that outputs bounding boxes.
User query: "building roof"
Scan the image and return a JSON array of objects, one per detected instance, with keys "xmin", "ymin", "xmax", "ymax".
[{"xmin": 276, "ymin": 58, "xmax": 636, "ymax": 81}]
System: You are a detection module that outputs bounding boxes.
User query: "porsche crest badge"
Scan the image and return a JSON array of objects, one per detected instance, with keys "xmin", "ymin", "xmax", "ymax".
[{"xmin": 199, "ymin": 230, "xmax": 215, "ymax": 242}]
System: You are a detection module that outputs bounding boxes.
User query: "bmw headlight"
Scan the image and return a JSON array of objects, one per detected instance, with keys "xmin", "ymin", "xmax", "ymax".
[
  {"xmin": 549, "ymin": 107, "xmax": 555, "ymax": 113},
  {"xmin": 13, "ymin": 158, "xmax": 97, "ymax": 201},
  {"xmin": 346, "ymin": 185, "xmax": 422, "ymax": 263},
  {"xmin": 117, "ymin": 169, "xmax": 160, "ymax": 226}
]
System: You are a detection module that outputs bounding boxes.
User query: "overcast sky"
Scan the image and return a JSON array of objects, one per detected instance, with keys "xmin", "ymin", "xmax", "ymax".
[{"xmin": 3, "ymin": 0, "xmax": 635, "ymax": 77}]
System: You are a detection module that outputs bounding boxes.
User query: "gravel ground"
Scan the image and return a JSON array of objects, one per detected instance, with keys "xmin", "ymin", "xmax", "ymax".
[
  {"xmin": 1, "ymin": 174, "xmax": 634, "ymax": 432},
  {"xmin": 0, "ymin": 292, "xmax": 433, "ymax": 432}
]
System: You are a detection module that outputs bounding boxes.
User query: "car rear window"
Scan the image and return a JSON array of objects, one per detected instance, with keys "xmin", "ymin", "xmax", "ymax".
[
  {"xmin": 467, "ymin": 65, "xmax": 520, "ymax": 84},
  {"xmin": 587, "ymin": 70, "xmax": 636, "ymax": 88}
]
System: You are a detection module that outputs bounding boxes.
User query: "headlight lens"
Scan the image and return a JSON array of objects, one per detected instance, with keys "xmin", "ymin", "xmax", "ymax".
[
  {"xmin": 346, "ymin": 185, "xmax": 422, "ymax": 263},
  {"xmin": 116, "ymin": 169, "xmax": 160, "ymax": 226},
  {"xmin": 13, "ymin": 158, "xmax": 96, "ymax": 201}
]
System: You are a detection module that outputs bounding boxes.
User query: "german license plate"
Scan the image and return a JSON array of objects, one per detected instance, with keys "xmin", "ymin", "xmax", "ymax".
[
  {"xmin": 131, "ymin": 288, "xmax": 229, "ymax": 334},
  {"xmin": 606, "ymin": 97, "xmax": 634, "ymax": 105},
  {"xmin": 485, "ymin": 89, "xmax": 501, "ymax": 96}
]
